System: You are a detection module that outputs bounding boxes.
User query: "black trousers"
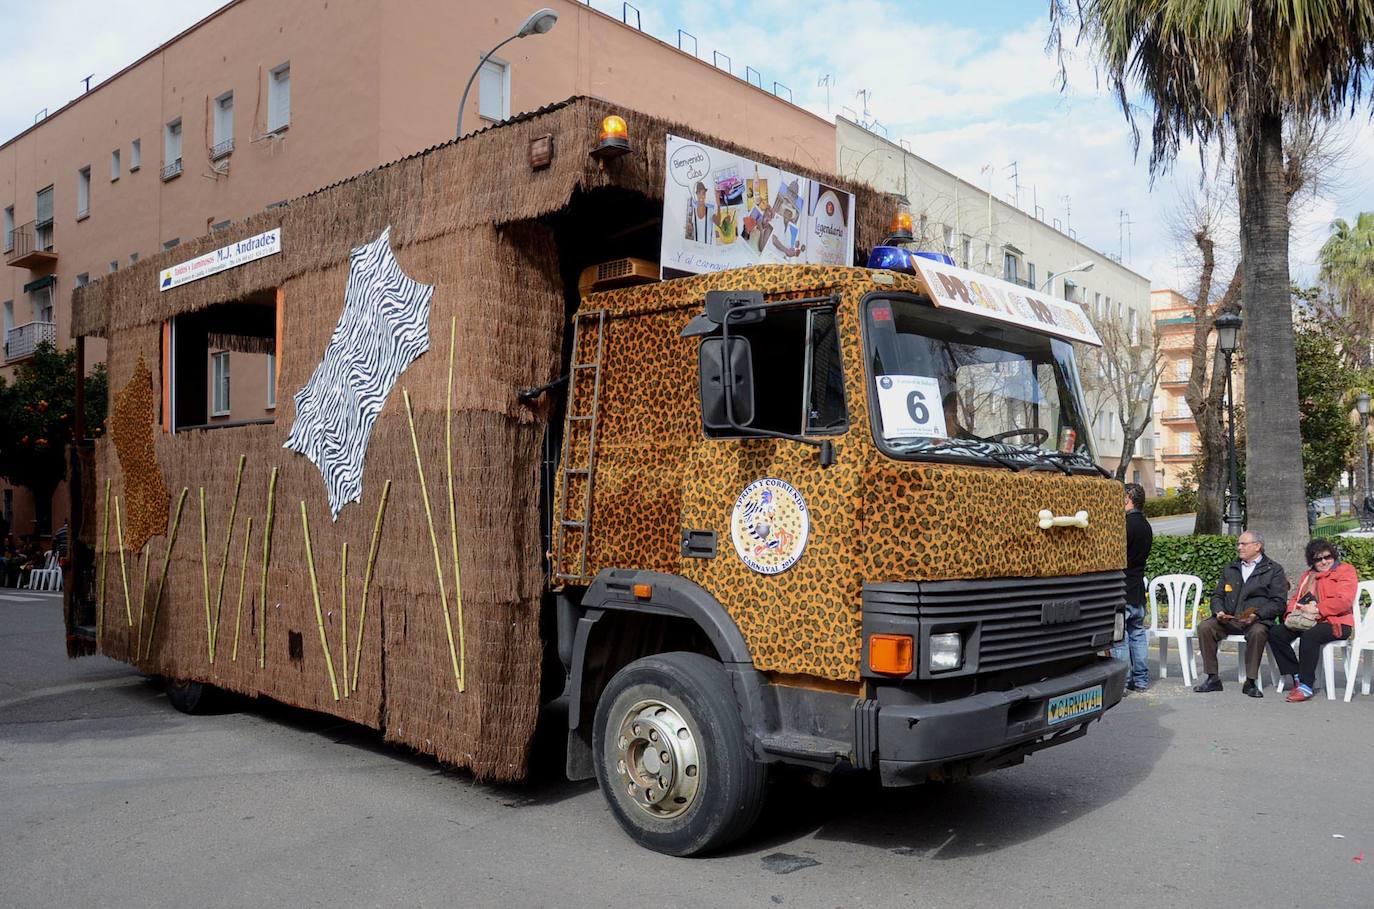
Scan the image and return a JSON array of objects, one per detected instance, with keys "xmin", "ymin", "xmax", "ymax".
[
  {"xmin": 1196, "ymin": 616, "xmax": 1267, "ymax": 678},
  {"xmin": 1268, "ymin": 621, "xmax": 1349, "ymax": 687}
]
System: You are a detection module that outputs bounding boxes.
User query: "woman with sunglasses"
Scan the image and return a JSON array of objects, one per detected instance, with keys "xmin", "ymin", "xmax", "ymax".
[{"xmin": 1268, "ymin": 538, "xmax": 1357, "ymax": 702}]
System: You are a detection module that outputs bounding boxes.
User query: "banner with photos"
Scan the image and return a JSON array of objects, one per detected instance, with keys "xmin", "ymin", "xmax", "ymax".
[{"xmin": 660, "ymin": 135, "xmax": 855, "ymax": 278}]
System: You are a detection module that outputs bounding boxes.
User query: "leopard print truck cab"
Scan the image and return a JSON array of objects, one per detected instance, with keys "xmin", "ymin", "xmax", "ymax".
[{"xmin": 561, "ymin": 265, "xmax": 1126, "ymax": 682}]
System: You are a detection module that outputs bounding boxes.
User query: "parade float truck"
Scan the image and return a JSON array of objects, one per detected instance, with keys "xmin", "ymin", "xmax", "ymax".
[{"xmin": 65, "ymin": 98, "xmax": 1126, "ymax": 858}]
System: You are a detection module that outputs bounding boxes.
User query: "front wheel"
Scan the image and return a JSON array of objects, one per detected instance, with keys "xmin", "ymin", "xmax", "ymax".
[
  {"xmin": 164, "ymin": 677, "xmax": 213, "ymax": 714},
  {"xmin": 592, "ymin": 652, "xmax": 766, "ymax": 856}
]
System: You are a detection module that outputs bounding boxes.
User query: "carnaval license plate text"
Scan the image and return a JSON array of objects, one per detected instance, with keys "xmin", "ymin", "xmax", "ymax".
[{"xmin": 1047, "ymin": 685, "xmax": 1103, "ymax": 726}]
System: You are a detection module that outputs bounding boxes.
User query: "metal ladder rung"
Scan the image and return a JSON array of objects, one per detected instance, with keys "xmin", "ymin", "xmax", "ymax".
[
  {"xmin": 568, "ymin": 415, "xmax": 594, "ymax": 423},
  {"xmin": 560, "ymin": 520, "xmax": 586, "ymax": 528},
  {"xmin": 572, "ymin": 363, "xmax": 598, "ymax": 370},
  {"xmin": 553, "ymin": 309, "xmax": 607, "ymax": 582}
]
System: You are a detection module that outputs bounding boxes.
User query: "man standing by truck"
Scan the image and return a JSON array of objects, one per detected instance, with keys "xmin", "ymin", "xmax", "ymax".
[{"xmin": 1113, "ymin": 483, "xmax": 1152, "ymax": 691}]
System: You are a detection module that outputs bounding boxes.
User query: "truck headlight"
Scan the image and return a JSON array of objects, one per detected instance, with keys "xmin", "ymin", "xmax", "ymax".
[
  {"xmin": 1113, "ymin": 610, "xmax": 1125, "ymax": 643},
  {"xmin": 929, "ymin": 632, "xmax": 962, "ymax": 671}
]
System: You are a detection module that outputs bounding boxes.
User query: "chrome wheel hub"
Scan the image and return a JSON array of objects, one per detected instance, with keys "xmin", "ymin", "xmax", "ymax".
[{"xmin": 613, "ymin": 699, "xmax": 700, "ymax": 818}]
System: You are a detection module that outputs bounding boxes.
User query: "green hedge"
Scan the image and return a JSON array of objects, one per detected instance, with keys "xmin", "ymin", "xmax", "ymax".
[
  {"xmin": 1145, "ymin": 534, "xmax": 1374, "ymax": 620},
  {"xmin": 1144, "ymin": 490, "xmax": 1197, "ymax": 518}
]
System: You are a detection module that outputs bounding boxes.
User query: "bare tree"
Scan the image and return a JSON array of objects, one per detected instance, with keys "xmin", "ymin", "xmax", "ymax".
[{"xmin": 1081, "ymin": 311, "xmax": 1164, "ymax": 482}]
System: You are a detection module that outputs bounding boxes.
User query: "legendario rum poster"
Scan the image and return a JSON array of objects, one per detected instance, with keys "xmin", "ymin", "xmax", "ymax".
[{"xmin": 660, "ymin": 135, "xmax": 855, "ymax": 278}]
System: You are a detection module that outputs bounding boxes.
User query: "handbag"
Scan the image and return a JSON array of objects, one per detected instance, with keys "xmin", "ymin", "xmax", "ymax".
[{"xmin": 1284, "ymin": 573, "xmax": 1319, "ymax": 631}]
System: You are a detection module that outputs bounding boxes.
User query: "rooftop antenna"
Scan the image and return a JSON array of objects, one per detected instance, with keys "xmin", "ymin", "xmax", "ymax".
[
  {"xmin": 1004, "ymin": 161, "xmax": 1021, "ymax": 209},
  {"xmin": 1061, "ymin": 194, "xmax": 1072, "ymax": 236},
  {"xmin": 856, "ymin": 88, "xmax": 872, "ymax": 118},
  {"xmin": 81, "ymin": 74, "xmax": 95, "ymax": 93},
  {"xmin": 1118, "ymin": 209, "xmax": 1134, "ymax": 261},
  {"xmin": 818, "ymin": 74, "xmax": 834, "ymax": 114}
]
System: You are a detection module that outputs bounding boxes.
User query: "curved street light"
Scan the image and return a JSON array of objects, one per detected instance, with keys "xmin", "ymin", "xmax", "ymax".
[
  {"xmin": 456, "ymin": 8, "xmax": 559, "ymax": 139},
  {"xmin": 1039, "ymin": 260, "xmax": 1094, "ymax": 293}
]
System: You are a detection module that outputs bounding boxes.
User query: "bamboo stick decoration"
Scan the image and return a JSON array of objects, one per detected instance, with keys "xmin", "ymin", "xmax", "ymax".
[
  {"xmin": 136, "ymin": 544, "xmax": 150, "ymax": 634},
  {"xmin": 340, "ymin": 541, "xmax": 349, "ymax": 699},
  {"xmin": 231, "ymin": 517, "xmax": 253, "ymax": 662},
  {"xmin": 403, "ymin": 389, "xmax": 464, "ymax": 692},
  {"xmin": 211, "ymin": 454, "xmax": 248, "ymax": 653},
  {"xmin": 444, "ymin": 317, "xmax": 467, "ymax": 689},
  {"xmin": 351, "ymin": 479, "xmax": 391, "ymax": 693},
  {"xmin": 97, "ymin": 477, "xmax": 111, "ymax": 645},
  {"xmin": 198, "ymin": 487, "xmax": 214, "ymax": 663},
  {"xmin": 141, "ymin": 487, "xmax": 190, "ymax": 661},
  {"xmin": 300, "ymin": 501, "xmax": 341, "ymax": 701},
  {"xmin": 259, "ymin": 466, "xmax": 279, "ymax": 669},
  {"xmin": 114, "ymin": 496, "xmax": 133, "ymax": 628}
]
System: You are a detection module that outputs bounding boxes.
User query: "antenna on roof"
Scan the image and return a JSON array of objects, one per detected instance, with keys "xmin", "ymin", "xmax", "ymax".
[
  {"xmin": 81, "ymin": 74, "xmax": 94, "ymax": 93},
  {"xmin": 818, "ymin": 74, "xmax": 834, "ymax": 114}
]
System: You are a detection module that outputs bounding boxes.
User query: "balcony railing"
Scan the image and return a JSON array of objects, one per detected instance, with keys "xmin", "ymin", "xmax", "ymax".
[
  {"xmin": 161, "ymin": 158, "xmax": 183, "ymax": 181},
  {"xmin": 5, "ymin": 320, "xmax": 57, "ymax": 362},
  {"xmin": 5, "ymin": 220, "xmax": 57, "ymax": 268},
  {"xmin": 211, "ymin": 138, "xmax": 234, "ymax": 160},
  {"xmin": 1160, "ymin": 411, "xmax": 1194, "ymax": 422}
]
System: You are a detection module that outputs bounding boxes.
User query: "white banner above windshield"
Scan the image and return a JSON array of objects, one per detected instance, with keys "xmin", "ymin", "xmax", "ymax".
[{"xmin": 909, "ymin": 258, "xmax": 1101, "ymax": 347}]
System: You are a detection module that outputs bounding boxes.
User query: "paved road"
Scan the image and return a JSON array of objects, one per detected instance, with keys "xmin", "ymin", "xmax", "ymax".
[
  {"xmin": 3, "ymin": 592, "xmax": 1371, "ymax": 908},
  {"xmin": 1147, "ymin": 512, "xmax": 1197, "ymax": 536}
]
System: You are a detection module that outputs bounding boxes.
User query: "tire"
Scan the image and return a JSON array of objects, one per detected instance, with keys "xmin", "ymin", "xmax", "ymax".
[
  {"xmin": 592, "ymin": 652, "xmax": 766, "ymax": 856},
  {"xmin": 165, "ymin": 677, "xmax": 212, "ymax": 714}
]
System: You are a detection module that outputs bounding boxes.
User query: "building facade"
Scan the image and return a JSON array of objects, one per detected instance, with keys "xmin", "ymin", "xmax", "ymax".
[
  {"xmin": 1, "ymin": 0, "xmax": 835, "ymax": 535},
  {"xmin": 835, "ymin": 118, "xmax": 1157, "ymax": 487}
]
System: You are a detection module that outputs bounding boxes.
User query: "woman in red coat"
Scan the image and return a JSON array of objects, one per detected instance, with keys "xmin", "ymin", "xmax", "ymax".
[{"xmin": 1269, "ymin": 538, "xmax": 1357, "ymax": 701}]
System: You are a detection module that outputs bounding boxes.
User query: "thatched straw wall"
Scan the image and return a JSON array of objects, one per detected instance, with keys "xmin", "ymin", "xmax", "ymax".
[{"xmin": 75, "ymin": 96, "xmax": 893, "ymax": 781}]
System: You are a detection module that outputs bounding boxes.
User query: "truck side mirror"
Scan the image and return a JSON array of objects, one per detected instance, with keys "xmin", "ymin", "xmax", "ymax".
[{"xmin": 699, "ymin": 337, "xmax": 755, "ymax": 431}]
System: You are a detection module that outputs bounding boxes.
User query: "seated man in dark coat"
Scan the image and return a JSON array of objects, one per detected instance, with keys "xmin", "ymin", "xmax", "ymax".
[{"xmin": 1193, "ymin": 531, "xmax": 1288, "ymax": 697}]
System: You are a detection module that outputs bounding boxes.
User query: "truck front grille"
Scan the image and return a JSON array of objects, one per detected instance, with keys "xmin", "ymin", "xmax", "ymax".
[{"xmin": 864, "ymin": 570, "xmax": 1125, "ymax": 674}]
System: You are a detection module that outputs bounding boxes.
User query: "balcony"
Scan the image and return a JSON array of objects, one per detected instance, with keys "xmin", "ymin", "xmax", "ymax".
[
  {"xmin": 161, "ymin": 158, "xmax": 183, "ymax": 181},
  {"xmin": 211, "ymin": 138, "xmax": 234, "ymax": 160},
  {"xmin": 5, "ymin": 320, "xmax": 57, "ymax": 362},
  {"xmin": 5, "ymin": 220, "xmax": 57, "ymax": 269},
  {"xmin": 1160, "ymin": 411, "xmax": 1195, "ymax": 423}
]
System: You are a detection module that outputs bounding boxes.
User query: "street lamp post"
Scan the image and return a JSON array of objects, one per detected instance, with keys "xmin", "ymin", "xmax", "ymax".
[
  {"xmin": 1215, "ymin": 311, "xmax": 1243, "ymax": 536},
  {"xmin": 1039, "ymin": 260, "xmax": 1094, "ymax": 294},
  {"xmin": 455, "ymin": 8, "xmax": 559, "ymax": 140},
  {"xmin": 1357, "ymin": 392, "xmax": 1371, "ymax": 512}
]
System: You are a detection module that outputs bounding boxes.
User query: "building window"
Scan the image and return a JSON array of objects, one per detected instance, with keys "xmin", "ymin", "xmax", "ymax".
[
  {"xmin": 3, "ymin": 206, "xmax": 12, "ymax": 252},
  {"xmin": 129, "ymin": 252, "xmax": 139, "ymax": 265},
  {"xmin": 984, "ymin": 243, "xmax": 992, "ymax": 266},
  {"xmin": 212, "ymin": 351, "xmax": 231, "ymax": 416},
  {"xmin": 477, "ymin": 58, "xmax": 509, "ymax": 121},
  {"xmin": 1178, "ymin": 432, "xmax": 1192, "ymax": 455},
  {"xmin": 2, "ymin": 300, "xmax": 12, "ymax": 337},
  {"xmin": 76, "ymin": 273, "xmax": 89, "ymax": 287},
  {"xmin": 163, "ymin": 238, "xmax": 180, "ymax": 250},
  {"xmin": 35, "ymin": 186, "xmax": 54, "ymax": 249},
  {"xmin": 961, "ymin": 235, "xmax": 971, "ymax": 268},
  {"xmin": 108, "ymin": 261, "xmax": 118, "ymax": 274},
  {"xmin": 266, "ymin": 352, "xmax": 276, "ymax": 408},
  {"xmin": 268, "ymin": 63, "xmax": 291, "ymax": 132},
  {"xmin": 130, "ymin": 138, "xmax": 141, "ymax": 171},
  {"xmin": 32, "ymin": 283, "xmax": 54, "ymax": 324},
  {"xmin": 1003, "ymin": 252, "xmax": 1020, "ymax": 283},
  {"xmin": 1062, "ymin": 279, "xmax": 1080, "ymax": 304},
  {"xmin": 213, "ymin": 92, "xmax": 234, "ymax": 158},
  {"xmin": 941, "ymin": 225, "xmax": 955, "ymax": 254},
  {"xmin": 212, "ymin": 220, "xmax": 231, "ymax": 232},
  {"xmin": 918, "ymin": 214, "xmax": 928, "ymax": 242},
  {"xmin": 1094, "ymin": 291, "xmax": 1102, "ymax": 318},
  {"xmin": 77, "ymin": 167, "xmax": 91, "ymax": 219},
  {"xmin": 1027, "ymin": 262, "xmax": 1037, "ymax": 290},
  {"xmin": 111, "ymin": 149, "xmax": 121, "ymax": 181},
  {"xmin": 163, "ymin": 119, "xmax": 183, "ymax": 180},
  {"xmin": 1128, "ymin": 308, "xmax": 1140, "ymax": 344}
]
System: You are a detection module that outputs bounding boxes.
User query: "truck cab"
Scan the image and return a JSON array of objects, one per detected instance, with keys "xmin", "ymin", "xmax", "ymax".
[{"xmin": 553, "ymin": 258, "xmax": 1128, "ymax": 855}]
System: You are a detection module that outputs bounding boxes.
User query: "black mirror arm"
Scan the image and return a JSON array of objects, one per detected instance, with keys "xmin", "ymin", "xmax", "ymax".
[{"xmin": 720, "ymin": 301, "xmax": 839, "ymax": 468}]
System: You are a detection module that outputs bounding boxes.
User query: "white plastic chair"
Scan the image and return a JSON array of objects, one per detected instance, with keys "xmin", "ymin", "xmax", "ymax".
[
  {"xmin": 1277, "ymin": 579, "xmax": 1370, "ymax": 699},
  {"xmin": 26, "ymin": 551, "xmax": 62, "ymax": 592},
  {"xmin": 1147, "ymin": 574, "xmax": 1203, "ymax": 686},
  {"xmin": 1343, "ymin": 582, "xmax": 1374, "ymax": 701}
]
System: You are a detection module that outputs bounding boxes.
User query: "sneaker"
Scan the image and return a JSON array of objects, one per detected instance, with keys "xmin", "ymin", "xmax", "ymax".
[
  {"xmin": 1285, "ymin": 685, "xmax": 1313, "ymax": 703},
  {"xmin": 1242, "ymin": 679, "xmax": 1263, "ymax": 699},
  {"xmin": 1193, "ymin": 676, "xmax": 1223, "ymax": 693}
]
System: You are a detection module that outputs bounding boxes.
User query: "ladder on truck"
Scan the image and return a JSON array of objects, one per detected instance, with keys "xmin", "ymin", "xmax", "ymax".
[{"xmin": 553, "ymin": 309, "xmax": 607, "ymax": 584}]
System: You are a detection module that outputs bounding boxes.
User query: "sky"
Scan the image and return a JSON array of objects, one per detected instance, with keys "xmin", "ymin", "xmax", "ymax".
[{"xmin": 5, "ymin": 0, "xmax": 1373, "ymax": 292}]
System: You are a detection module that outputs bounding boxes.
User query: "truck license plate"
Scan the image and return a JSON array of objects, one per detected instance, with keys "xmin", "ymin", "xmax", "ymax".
[{"xmin": 1047, "ymin": 685, "xmax": 1103, "ymax": 726}]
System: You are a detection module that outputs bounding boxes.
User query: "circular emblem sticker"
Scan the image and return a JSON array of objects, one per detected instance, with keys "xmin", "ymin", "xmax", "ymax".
[{"xmin": 730, "ymin": 478, "xmax": 810, "ymax": 575}]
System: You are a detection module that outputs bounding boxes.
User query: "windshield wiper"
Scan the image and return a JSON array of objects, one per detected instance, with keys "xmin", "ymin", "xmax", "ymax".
[
  {"xmin": 889, "ymin": 437, "xmax": 1024, "ymax": 472},
  {"xmin": 1038, "ymin": 449, "xmax": 1113, "ymax": 478}
]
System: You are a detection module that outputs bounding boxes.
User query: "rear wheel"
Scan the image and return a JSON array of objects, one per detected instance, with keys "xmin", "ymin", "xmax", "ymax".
[
  {"xmin": 165, "ymin": 678, "xmax": 212, "ymax": 714},
  {"xmin": 592, "ymin": 652, "xmax": 766, "ymax": 856}
]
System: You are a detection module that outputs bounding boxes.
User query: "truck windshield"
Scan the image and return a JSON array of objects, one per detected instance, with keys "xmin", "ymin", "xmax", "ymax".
[{"xmin": 863, "ymin": 295, "xmax": 1096, "ymax": 469}]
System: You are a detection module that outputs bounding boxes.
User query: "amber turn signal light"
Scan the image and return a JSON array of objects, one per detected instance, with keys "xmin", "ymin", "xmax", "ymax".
[
  {"xmin": 888, "ymin": 200, "xmax": 914, "ymax": 240},
  {"xmin": 632, "ymin": 583, "xmax": 653, "ymax": 599},
  {"xmin": 592, "ymin": 115, "xmax": 631, "ymax": 161},
  {"xmin": 868, "ymin": 634, "xmax": 914, "ymax": 675}
]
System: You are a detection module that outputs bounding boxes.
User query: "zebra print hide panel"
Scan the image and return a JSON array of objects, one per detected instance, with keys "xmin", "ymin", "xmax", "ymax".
[{"xmin": 285, "ymin": 226, "xmax": 433, "ymax": 519}]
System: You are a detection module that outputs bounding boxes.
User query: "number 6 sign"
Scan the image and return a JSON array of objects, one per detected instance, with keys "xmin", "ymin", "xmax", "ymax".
[{"xmin": 876, "ymin": 375, "xmax": 948, "ymax": 439}]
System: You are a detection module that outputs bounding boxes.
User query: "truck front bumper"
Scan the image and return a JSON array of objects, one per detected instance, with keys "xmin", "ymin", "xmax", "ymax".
[{"xmin": 874, "ymin": 657, "xmax": 1127, "ymax": 786}]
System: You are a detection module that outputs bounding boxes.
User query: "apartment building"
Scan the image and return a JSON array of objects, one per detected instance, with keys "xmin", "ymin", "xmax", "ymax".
[
  {"xmin": 835, "ymin": 117, "xmax": 1157, "ymax": 486},
  {"xmin": 0, "ymin": 0, "xmax": 834, "ymax": 534}
]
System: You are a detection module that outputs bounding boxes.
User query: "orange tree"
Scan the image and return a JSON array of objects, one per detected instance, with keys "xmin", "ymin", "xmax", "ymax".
[{"xmin": 0, "ymin": 341, "xmax": 107, "ymax": 534}]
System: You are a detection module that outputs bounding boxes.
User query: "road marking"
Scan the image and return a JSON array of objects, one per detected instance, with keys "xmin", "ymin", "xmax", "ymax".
[
  {"xmin": 0, "ymin": 593, "xmax": 52, "ymax": 602},
  {"xmin": 0, "ymin": 676, "xmax": 145, "ymax": 712}
]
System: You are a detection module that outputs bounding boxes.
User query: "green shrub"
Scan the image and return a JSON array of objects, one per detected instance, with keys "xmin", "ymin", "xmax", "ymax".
[{"xmin": 1144, "ymin": 489, "xmax": 1197, "ymax": 518}]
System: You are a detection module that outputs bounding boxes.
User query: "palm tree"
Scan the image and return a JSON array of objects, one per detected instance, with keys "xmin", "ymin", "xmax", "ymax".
[
  {"xmin": 1318, "ymin": 212, "xmax": 1374, "ymax": 368},
  {"xmin": 1051, "ymin": 1, "xmax": 1374, "ymax": 564}
]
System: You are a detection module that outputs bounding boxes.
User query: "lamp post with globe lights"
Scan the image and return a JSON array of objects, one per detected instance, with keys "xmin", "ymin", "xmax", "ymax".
[{"xmin": 1215, "ymin": 311, "xmax": 1243, "ymax": 536}]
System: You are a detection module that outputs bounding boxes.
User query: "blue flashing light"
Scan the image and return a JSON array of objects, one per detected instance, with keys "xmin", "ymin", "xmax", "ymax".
[{"xmin": 867, "ymin": 246, "xmax": 955, "ymax": 273}]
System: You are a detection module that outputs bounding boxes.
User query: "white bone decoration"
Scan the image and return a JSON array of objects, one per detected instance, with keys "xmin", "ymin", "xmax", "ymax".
[{"xmin": 1038, "ymin": 509, "xmax": 1090, "ymax": 530}]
